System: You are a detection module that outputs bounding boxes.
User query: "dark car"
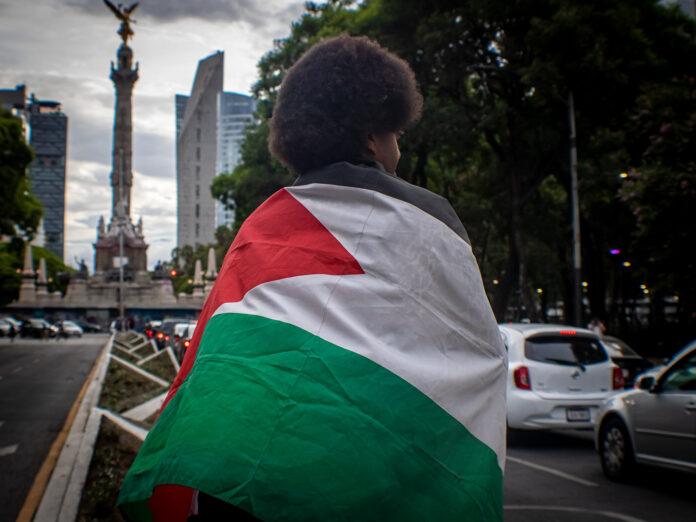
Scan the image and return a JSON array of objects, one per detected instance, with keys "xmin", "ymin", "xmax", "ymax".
[
  {"xmin": 155, "ymin": 319, "xmax": 191, "ymax": 350},
  {"xmin": 143, "ymin": 320, "xmax": 162, "ymax": 340},
  {"xmin": 74, "ymin": 319, "xmax": 104, "ymax": 333},
  {"xmin": 20, "ymin": 318, "xmax": 59, "ymax": 338},
  {"xmin": 600, "ymin": 336, "xmax": 653, "ymax": 388}
]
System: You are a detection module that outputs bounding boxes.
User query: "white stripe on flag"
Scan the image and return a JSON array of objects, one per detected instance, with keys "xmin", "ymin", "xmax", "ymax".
[{"xmin": 214, "ymin": 185, "xmax": 507, "ymax": 467}]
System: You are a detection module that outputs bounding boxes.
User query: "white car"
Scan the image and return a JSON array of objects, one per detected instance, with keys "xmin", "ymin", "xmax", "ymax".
[
  {"xmin": 56, "ymin": 320, "xmax": 84, "ymax": 338},
  {"xmin": 499, "ymin": 323, "xmax": 624, "ymax": 435},
  {"xmin": 596, "ymin": 340, "xmax": 696, "ymax": 480}
]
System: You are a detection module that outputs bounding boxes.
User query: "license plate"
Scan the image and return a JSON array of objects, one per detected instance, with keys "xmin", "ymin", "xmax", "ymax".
[{"xmin": 566, "ymin": 407, "xmax": 590, "ymax": 422}]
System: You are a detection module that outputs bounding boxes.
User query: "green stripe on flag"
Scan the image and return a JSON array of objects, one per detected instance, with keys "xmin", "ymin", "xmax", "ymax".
[{"xmin": 119, "ymin": 313, "xmax": 502, "ymax": 521}]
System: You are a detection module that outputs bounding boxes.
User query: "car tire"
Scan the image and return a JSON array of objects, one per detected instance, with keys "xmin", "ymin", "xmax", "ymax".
[
  {"xmin": 599, "ymin": 417, "xmax": 635, "ymax": 481},
  {"xmin": 506, "ymin": 424, "xmax": 525, "ymax": 447}
]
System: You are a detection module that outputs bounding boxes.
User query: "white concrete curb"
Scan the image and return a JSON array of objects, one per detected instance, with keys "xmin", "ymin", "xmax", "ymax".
[
  {"xmin": 109, "ymin": 354, "xmax": 170, "ymax": 387},
  {"xmin": 98, "ymin": 408, "xmax": 149, "ymax": 441},
  {"xmin": 121, "ymin": 391, "xmax": 167, "ymax": 423},
  {"xmin": 33, "ymin": 334, "xmax": 114, "ymax": 522}
]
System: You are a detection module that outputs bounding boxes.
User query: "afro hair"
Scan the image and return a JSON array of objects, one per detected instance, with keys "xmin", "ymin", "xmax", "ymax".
[{"xmin": 268, "ymin": 35, "xmax": 423, "ymax": 175}]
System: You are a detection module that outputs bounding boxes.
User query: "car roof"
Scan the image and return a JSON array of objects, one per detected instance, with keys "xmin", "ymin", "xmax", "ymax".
[{"xmin": 498, "ymin": 322, "xmax": 597, "ymax": 337}]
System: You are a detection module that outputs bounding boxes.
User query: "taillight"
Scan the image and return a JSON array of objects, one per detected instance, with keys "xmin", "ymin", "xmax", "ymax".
[
  {"xmin": 165, "ymin": 335, "xmax": 170, "ymax": 341},
  {"xmin": 612, "ymin": 366, "xmax": 624, "ymax": 390},
  {"xmin": 184, "ymin": 340, "xmax": 190, "ymax": 348},
  {"xmin": 513, "ymin": 366, "xmax": 531, "ymax": 390},
  {"xmin": 157, "ymin": 332, "xmax": 164, "ymax": 339}
]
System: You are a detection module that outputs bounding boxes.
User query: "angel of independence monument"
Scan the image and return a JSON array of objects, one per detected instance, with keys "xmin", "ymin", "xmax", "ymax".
[
  {"xmin": 11, "ymin": 2, "xmax": 217, "ymax": 323},
  {"xmin": 93, "ymin": 2, "xmax": 148, "ymax": 284}
]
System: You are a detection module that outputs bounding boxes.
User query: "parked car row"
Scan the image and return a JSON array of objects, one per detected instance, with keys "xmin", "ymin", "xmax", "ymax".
[
  {"xmin": 499, "ymin": 322, "xmax": 695, "ymax": 481},
  {"xmin": 0, "ymin": 315, "xmax": 95, "ymax": 338}
]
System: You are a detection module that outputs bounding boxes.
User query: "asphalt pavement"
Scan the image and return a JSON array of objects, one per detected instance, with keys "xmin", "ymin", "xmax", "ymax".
[{"xmin": 0, "ymin": 334, "xmax": 107, "ymax": 522}]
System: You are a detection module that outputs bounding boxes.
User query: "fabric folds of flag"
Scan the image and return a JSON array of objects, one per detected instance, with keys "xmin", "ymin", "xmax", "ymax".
[{"xmin": 118, "ymin": 161, "xmax": 507, "ymax": 521}]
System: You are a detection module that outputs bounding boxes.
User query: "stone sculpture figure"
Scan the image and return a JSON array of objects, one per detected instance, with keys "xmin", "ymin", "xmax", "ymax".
[{"xmin": 103, "ymin": 1, "xmax": 139, "ymax": 44}]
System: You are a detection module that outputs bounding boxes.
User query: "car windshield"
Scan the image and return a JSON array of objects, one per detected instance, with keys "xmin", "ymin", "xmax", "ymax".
[{"xmin": 525, "ymin": 335, "xmax": 608, "ymax": 366}]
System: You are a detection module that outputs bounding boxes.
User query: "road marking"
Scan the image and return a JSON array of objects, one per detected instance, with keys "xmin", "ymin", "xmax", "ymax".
[
  {"xmin": 11, "ymin": 366, "xmax": 23, "ymax": 374},
  {"xmin": 506, "ymin": 455, "xmax": 599, "ymax": 487},
  {"xmin": 504, "ymin": 505, "xmax": 645, "ymax": 521},
  {"xmin": 0, "ymin": 444, "xmax": 18, "ymax": 457}
]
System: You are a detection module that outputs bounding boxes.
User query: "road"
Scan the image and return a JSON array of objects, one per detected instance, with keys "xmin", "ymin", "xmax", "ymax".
[
  {"xmin": 1, "ymin": 333, "xmax": 693, "ymax": 521},
  {"xmin": 0, "ymin": 334, "xmax": 107, "ymax": 522},
  {"xmin": 504, "ymin": 430, "xmax": 695, "ymax": 521}
]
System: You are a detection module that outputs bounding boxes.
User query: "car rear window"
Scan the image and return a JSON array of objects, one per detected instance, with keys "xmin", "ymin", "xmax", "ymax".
[{"xmin": 525, "ymin": 335, "xmax": 608, "ymax": 366}]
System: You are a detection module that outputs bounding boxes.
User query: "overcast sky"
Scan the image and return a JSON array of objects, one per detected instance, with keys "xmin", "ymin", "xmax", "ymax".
[{"xmin": 0, "ymin": 0, "xmax": 305, "ymax": 270}]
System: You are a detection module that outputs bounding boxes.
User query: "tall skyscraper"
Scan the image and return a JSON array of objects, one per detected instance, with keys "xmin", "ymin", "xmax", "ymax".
[
  {"xmin": 1, "ymin": 86, "xmax": 68, "ymax": 260},
  {"xmin": 26, "ymin": 96, "xmax": 68, "ymax": 260},
  {"xmin": 176, "ymin": 52, "xmax": 255, "ymax": 248},
  {"xmin": 176, "ymin": 52, "xmax": 223, "ymax": 248},
  {"xmin": 216, "ymin": 92, "xmax": 256, "ymax": 229}
]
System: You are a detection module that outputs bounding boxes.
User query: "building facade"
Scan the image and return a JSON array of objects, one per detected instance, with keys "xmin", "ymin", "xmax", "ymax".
[
  {"xmin": 27, "ymin": 98, "xmax": 68, "ymax": 260},
  {"xmin": 1, "ymin": 86, "xmax": 68, "ymax": 260},
  {"xmin": 176, "ymin": 52, "xmax": 223, "ymax": 248},
  {"xmin": 216, "ymin": 92, "xmax": 256, "ymax": 229},
  {"xmin": 176, "ymin": 53, "xmax": 256, "ymax": 247}
]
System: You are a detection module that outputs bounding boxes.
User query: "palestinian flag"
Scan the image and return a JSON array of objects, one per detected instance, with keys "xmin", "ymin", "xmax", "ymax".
[{"xmin": 119, "ymin": 162, "xmax": 507, "ymax": 521}]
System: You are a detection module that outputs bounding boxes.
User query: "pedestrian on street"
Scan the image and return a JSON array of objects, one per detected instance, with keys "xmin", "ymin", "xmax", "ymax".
[{"xmin": 120, "ymin": 35, "xmax": 506, "ymax": 522}]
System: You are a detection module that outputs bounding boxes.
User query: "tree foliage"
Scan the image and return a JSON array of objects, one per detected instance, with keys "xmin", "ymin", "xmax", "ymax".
[
  {"xmin": 0, "ymin": 109, "xmax": 42, "ymax": 241},
  {"xmin": 210, "ymin": 0, "xmax": 696, "ymax": 351},
  {"xmin": 0, "ymin": 240, "xmax": 74, "ymax": 306}
]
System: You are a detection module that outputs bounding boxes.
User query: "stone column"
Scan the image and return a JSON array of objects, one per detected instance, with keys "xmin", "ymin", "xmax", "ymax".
[
  {"xmin": 110, "ymin": 43, "xmax": 138, "ymax": 219},
  {"xmin": 18, "ymin": 244, "xmax": 36, "ymax": 303}
]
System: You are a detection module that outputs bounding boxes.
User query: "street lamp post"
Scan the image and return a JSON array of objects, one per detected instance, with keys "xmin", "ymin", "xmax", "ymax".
[{"xmin": 568, "ymin": 91, "xmax": 582, "ymax": 326}]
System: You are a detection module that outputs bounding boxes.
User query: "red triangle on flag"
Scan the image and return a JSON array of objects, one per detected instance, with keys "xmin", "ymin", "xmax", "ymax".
[{"xmin": 164, "ymin": 188, "xmax": 363, "ymax": 411}]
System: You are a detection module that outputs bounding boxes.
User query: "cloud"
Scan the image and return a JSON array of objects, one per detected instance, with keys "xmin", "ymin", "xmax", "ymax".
[{"xmin": 62, "ymin": 0, "xmax": 305, "ymax": 28}]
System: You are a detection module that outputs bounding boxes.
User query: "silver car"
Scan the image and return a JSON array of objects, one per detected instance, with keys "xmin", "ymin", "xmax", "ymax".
[
  {"xmin": 596, "ymin": 340, "xmax": 696, "ymax": 480},
  {"xmin": 500, "ymin": 324, "xmax": 624, "ymax": 437}
]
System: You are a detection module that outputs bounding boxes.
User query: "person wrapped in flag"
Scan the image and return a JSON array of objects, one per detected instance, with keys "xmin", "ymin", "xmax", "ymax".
[{"xmin": 119, "ymin": 35, "xmax": 507, "ymax": 521}]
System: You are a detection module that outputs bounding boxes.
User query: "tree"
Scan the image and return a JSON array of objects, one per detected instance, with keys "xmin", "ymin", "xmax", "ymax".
[
  {"xmin": 214, "ymin": 0, "xmax": 696, "ymax": 339},
  {"xmin": 0, "ymin": 241, "xmax": 74, "ymax": 306},
  {"xmin": 0, "ymin": 108, "xmax": 42, "ymax": 240},
  {"xmin": 619, "ymin": 74, "xmax": 696, "ymax": 341}
]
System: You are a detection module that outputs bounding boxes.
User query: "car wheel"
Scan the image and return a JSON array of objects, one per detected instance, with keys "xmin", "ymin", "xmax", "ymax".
[
  {"xmin": 599, "ymin": 417, "xmax": 635, "ymax": 481},
  {"xmin": 506, "ymin": 424, "xmax": 524, "ymax": 447}
]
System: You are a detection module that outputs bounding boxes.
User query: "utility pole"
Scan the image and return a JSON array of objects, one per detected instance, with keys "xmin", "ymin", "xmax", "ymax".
[{"xmin": 568, "ymin": 91, "xmax": 582, "ymax": 326}]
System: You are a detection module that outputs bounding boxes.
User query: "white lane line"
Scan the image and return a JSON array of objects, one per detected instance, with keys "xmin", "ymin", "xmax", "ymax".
[
  {"xmin": 0, "ymin": 444, "xmax": 19, "ymax": 457},
  {"xmin": 11, "ymin": 366, "xmax": 23, "ymax": 374},
  {"xmin": 506, "ymin": 455, "xmax": 599, "ymax": 487},
  {"xmin": 504, "ymin": 505, "xmax": 645, "ymax": 522}
]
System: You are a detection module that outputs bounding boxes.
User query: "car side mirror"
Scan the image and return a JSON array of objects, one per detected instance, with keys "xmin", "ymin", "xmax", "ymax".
[{"xmin": 637, "ymin": 375, "xmax": 655, "ymax": 391}]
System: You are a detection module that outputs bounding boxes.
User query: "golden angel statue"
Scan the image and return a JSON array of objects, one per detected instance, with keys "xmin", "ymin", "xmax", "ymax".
[{"xmin": 103, "ymin": 1, "xmax": 139, "ymax": 44}]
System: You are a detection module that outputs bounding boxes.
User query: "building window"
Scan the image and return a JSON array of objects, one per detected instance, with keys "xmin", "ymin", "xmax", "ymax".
[
  {"xmin": 195, "ymin": 204, "xmax": 200, "ymax": 218},
  {"xmin": 195, "ymin": 165, "xmax": 200, "ymax": 180},
  {"xmin": 196, "ymin": 147, "xmax": 200, "ymax": 160},
  {"xmin": 195, "ymin": 223, "xmax": 200, "ymax": 237},
  {"xmin": 195, "ymin": 185, "xmax": 200, "ymax": 198},
  {"xmin": 196, "ymin": 128, "xmax": 201, "ymax": 142}
]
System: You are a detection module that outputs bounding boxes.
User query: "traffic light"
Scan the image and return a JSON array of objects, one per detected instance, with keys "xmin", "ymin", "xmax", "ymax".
[{"xmin": 170, "ymin": 269, "xmax": 177, "ymax": 277}]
